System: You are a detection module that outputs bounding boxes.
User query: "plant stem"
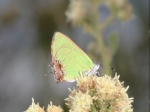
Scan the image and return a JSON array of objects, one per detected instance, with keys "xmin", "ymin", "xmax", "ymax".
[{"xmin": 84, "ymin": 14, "xmax": 114, "ymax": 76}]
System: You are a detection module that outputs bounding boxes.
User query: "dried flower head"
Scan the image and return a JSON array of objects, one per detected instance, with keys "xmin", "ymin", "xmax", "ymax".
[
  {"xmin": 76, "ymin": 74, "xmax": 97, "ymax": 93},
  {"xmin": 47, "ymin": 102, "xmax": 64, "ymax": 112},
  {"xmin": 25, "ymin": 98, "xmax": 44, "ymax": 112},
  {"xmin": 95, "ymin": 74, "xmax": 133, "ymax": 111},
  {"xmin": 65, "ymin": 90, "xmax": 94, "ymax": 112},
  {"xmin": 65, "ymin": 0, "xmax": 98, "ymax": 25},
  {"xmin": 105, "ymin": 0, "xmax": 133, "ymax": 21},
  {"xmin": 65, "ymin": 73, "xmax": 133, "ymax": 112}
]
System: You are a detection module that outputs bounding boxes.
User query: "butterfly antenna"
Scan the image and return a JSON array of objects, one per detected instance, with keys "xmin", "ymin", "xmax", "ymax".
[
  {"xmin": 94, "ymin": 61, "xmax": 116, "ymax": 76},
  {"xmin": 95, "ymin": 61, "xmax": 116, "ymax": 73}
]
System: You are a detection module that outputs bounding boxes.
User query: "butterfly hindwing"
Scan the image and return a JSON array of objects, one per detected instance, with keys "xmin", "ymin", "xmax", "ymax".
[{"xmin": 51, "ymin": 32, "xmax": 94, "ymax": 81}]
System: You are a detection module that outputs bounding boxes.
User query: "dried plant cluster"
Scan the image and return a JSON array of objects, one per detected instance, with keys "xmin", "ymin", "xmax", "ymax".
[
  {"xmin": 25, "ymin": 98, "xmax": 63, "ymax": 112},
  {"xmin": 65, "ymin": 74, "xmax": 133, "ymax": 112},
  {"xmin": 25, "ymin": 74, "xmax": 133, "ymax": 112},
  {"xmin": 66, "ymin": 0, "xmax": 133, "ymax": 25}
]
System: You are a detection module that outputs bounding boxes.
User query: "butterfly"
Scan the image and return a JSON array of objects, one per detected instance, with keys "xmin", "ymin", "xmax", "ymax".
[{"xmin": 51, "ymin": 32, "xmax": 99, "ymax": 83}]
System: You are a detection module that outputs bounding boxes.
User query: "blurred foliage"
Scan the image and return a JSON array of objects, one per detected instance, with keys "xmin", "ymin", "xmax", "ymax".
[{"xmin": 65, "ymin": 0, "xmax": 134, "ymax": 75}]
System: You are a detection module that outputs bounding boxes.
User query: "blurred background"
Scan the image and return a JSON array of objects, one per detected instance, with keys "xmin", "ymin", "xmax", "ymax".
[{"xmin": 0, "ymin": 0, "xmax": 149, "ymax": 112}]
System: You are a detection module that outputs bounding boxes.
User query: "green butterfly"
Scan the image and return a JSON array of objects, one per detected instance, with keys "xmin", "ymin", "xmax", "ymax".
[{"xmin": 51, "ymin": 32, "xmax": 99, "ymax": 82}]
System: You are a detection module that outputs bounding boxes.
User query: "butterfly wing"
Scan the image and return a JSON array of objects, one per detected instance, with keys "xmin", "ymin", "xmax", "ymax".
[{"xmin": 51, "ymin": 32, "xmax": 94, "ymax": 81}]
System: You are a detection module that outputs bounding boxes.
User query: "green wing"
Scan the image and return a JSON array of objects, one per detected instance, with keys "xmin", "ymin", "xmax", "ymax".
[{"xmin": 51, "ymin": 32, "xmax": 94, "ymax": 81}]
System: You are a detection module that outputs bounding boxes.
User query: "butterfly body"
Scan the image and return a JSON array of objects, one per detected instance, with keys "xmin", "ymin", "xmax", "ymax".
[{"xmin": 51, "ymin": 57, "xmax": 64, "ymax": 82}]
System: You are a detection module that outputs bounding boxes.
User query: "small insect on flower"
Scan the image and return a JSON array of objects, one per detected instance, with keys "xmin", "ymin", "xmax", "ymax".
[{"xmin": 51, "ymin": 32, "xmax": 99, "ymax": 83}]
